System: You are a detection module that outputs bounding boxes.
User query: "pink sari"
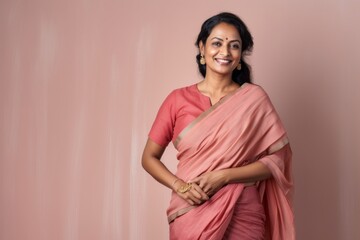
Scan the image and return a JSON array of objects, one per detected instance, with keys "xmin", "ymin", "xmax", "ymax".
[{"xmin": 168, "ymin": 84, "xmax": 295, "ymax": 240}]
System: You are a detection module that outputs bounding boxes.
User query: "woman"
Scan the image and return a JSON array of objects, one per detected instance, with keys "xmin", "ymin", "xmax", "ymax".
[{"xmin": 142, "ymin": 12, "xmax": 295, "ymax": 240}]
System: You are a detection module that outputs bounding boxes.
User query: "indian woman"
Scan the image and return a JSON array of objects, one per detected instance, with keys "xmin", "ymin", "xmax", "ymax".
[{"xmin": 142, "ymin": 12, "xmax": 295, "ymax": 240}]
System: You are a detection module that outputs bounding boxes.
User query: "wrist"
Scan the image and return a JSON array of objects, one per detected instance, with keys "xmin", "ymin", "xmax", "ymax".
[
  {"xmin": 220, "ymin": 169, "xmax": 230, "ymax": 185},
  {"xmin": 171, "ymin": 178, "xmax": 184, "ymax": 191}
]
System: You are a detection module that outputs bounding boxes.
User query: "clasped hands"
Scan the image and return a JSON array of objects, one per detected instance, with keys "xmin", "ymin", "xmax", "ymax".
[{"xmin": 172, "ymin": 170, "xmax": 227, "ymax": 206}]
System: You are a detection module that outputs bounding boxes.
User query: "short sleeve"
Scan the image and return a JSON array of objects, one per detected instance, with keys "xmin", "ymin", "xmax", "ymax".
[{"xmin": 148, "ymin": 91, "xmax": 177, "ymax": 147}]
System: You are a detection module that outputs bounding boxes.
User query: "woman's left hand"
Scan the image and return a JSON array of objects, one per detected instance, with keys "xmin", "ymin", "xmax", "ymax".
[{"xmin": 190, "ymin": 170, "xmax": 228, "ymax": 197}]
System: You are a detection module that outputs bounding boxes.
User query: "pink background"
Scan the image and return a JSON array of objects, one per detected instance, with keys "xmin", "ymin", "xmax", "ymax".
[{"xmin": 1, "ymin": 0, "xmax": 359, "ymax": 239}]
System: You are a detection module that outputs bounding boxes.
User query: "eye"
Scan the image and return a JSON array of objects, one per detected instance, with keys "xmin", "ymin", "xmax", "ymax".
[
  {"xmin": 230, "ymin": 43, "xmax": 240, "ymax": 49},
  {"xmin": 212, "ymin": 41, "xmax": 222, "ymax": 47}
]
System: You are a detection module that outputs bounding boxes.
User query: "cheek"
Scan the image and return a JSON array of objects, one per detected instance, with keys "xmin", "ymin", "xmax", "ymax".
[
  {"xmin": 233, "ymin": 49, "xmax": 241, "ymax": 56},
  {"xmin": 205, "ymin": 46, "xmax": 218, "ymax": 56},
  {"xmin": 233, "ymin": 51, "xmax": 242, "ymax": 60}
]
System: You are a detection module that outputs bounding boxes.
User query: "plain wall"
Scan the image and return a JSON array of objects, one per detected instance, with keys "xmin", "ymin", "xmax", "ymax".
[{"xmin": 1, "ymin": 0, "xmax": 359, "ymax": 239}]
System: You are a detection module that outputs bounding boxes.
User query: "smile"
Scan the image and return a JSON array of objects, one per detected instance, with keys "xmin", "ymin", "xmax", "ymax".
[{"xmin": 214, "ymin": 58, "xmax": 232, "ymax": 64}]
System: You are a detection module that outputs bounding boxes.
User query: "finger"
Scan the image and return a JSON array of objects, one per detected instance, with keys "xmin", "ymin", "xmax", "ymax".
[
  {"xmin": 191, "ymin": 183, "xmax": 209, "ymax": 200},
  {"xmin": 187, "ymin": 199, "xmax": 195, "ymax": 206},
  {"xmin": 190, "ymin": 187, "xmax": 202, "ymax": 199},
  {"xmin": 190, "ymin": 178, "xmax": 205, "ymax": 189},
  {"xmin": 207, "ymin": 190, "xmax": 215, "ymax": 197},
  {"xmin": 187, "ymin": 192, "xmax": 202, "ymax": 205},
  {"xmin": 190, "ymin": 176, "xmax": 200, "ymax": 183},
  {"xmin": 177, "ymin": 188, "xmax": 202, "ymax": 205},
  {"xmin": 202, "ymin": 184, "xmax": 212, "ymax": 194},
  {"xmin": 191, "ymin": 189, "xmax": 208, "ymax": 203},
  {"xmin": 178, "ymin": 191, "xmax": 197, "ymax": 205}
]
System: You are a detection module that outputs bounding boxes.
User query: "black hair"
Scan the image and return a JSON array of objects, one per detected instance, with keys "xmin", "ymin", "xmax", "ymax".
[{"xmin": 195, "ymin": 12, "xmax": 254, "ymax": 85}]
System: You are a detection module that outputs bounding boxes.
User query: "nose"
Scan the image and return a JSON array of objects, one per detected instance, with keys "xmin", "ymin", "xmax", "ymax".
[{"xmin": 220, "ymin": 45, "xmax": 230, "ymax": 56}]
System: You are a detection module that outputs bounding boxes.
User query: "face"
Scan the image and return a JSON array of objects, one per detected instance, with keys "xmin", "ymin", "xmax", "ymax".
[{"xmin": 200, "ymin": 22, "xmax": 242, "ymax": 77}]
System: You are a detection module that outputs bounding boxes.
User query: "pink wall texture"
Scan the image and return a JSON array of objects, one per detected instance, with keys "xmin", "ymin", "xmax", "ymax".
[{"xmin": 1, "ymin": 0, "xmax": 359, "ymax": 239}]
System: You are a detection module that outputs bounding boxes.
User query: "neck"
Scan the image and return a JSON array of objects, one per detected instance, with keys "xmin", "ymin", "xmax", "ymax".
[
  {"xmin": 197, "ymin": 76, "xmax": 239, "ymax": 106},
  {"xmin": 200, "ymin": 75, "xmax": 237, "ymax": 95}
]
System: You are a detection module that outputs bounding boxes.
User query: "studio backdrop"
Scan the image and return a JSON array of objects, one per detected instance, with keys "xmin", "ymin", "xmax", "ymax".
[{"xmin": 0, "ymin": 0, "xmax": 359, "ymax": 239}]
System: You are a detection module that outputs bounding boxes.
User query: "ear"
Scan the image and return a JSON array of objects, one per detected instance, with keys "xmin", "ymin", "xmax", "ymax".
[{"xmin": 199, "ymin": 41, "xmax": 205, "ymax": 55}]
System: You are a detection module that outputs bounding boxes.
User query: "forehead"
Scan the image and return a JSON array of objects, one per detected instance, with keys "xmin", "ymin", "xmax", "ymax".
[{"xmin": 208, "ymin": 22, "xmax": 241, "ymax": 41}]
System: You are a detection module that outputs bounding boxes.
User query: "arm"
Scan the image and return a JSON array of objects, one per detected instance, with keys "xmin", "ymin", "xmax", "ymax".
[
  {"xmin": 191, "ymin": 161, "xmax": 271, "ymax": 196},
  {"xmin": 222, "ymin": 139, "xmax": 290, "ymax": 185},
  {"xmin": 223, "ymin": 161, "xmax": 271, "ymax": 184},
  {"xmin": 141, "ymin": 138, "xmax": 209, "ymax": 205},
  {"xmin": 141, "ymin": 138, "xmax": 176, "ymax": 189}
]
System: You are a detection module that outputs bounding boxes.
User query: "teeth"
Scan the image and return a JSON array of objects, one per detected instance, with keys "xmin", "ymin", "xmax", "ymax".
[{"xmin": 216, "ymin": 59, "xmax": 231, "ymax": 64}]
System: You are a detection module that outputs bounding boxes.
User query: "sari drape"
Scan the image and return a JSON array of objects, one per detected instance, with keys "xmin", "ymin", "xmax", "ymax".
[{"xmin": 168, "ymin": 84, "xmax": 295, "ymax": 240}]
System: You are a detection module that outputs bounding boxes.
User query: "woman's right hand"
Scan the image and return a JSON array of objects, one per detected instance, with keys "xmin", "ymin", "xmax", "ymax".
[
  {"xmin": 142, "ymin": 139, "xmax": 209, "ymax": 205},
  {"xmin": 172, "ymin": 180, "xmax": 209, "ymax": 205}
]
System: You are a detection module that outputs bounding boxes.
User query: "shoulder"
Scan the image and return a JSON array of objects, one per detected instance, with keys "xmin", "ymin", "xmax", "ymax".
[
  {"xmin": 169, "ymin": 84, "xmax": 197, "ymax": 95},
  {"xmin": 164, "ymin": 84, "xmax": 198, "ymax": 101},
  {"xmin": 159, "ymin": 84, "xmax": 197, "ymax": 109},
  {"xmin": 246, "ymin": 83, "xmax": 278, "ymax": 113},
  {"xmin": 244, "ymin": 83, "xmax": 269, "ymax": 98},
  {"xmin": 242, "ymin": 83, "xmax": 276, "ymax": 111}
]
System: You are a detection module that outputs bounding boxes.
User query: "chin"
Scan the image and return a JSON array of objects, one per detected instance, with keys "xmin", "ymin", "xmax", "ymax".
[{"xmin": 214, "ymin": 68, "xmax": 234, "ymax": 75}]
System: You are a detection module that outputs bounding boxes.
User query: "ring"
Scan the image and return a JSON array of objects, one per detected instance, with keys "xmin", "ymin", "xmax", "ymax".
[{"xmin": 177, "ymin": 183, "xmax": 192, "ymax": 193}]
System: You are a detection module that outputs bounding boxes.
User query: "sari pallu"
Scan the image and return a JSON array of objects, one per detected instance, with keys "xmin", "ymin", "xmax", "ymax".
[{"xmin": 168, "ymin": 84, "xmax": 295, "ymax": 240}]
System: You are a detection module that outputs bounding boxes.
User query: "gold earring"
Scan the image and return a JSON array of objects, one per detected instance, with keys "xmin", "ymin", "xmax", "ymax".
[
  {"xmin": 237, "ymin": 63, "xmax": 241, "ymax": 70},
  {"xmin": 200, "ymin": 55, "xmax": 206, "ymax": 65}
]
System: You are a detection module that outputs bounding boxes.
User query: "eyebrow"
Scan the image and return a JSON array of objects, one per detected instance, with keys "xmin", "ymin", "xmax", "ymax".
[{"xmin": 210, "ymin": 37, "xmax": 241, "ymax": 43}]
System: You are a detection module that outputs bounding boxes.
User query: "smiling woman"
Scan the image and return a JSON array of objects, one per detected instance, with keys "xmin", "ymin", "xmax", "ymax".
[
  {"xmin": 142, "ymin": 12, "xmax": 295, "ymax": 240},
  {"xmin": 200, "ymin": 23, "xmax": 241, "ymax": 72},
  {"xmin": 197, "ymin": 22, "xmax": 243, "ymax": 105}
]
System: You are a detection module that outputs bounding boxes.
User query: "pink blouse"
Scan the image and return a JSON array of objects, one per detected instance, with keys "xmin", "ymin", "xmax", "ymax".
[{"xmin": 149, "ymin": 84, "xmax": 211, "ymax": 147}]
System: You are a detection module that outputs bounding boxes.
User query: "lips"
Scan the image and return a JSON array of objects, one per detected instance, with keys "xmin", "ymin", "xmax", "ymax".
[{"xmin": 215, "ymin": 58, "xmax": 232, "ymax": 65}]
